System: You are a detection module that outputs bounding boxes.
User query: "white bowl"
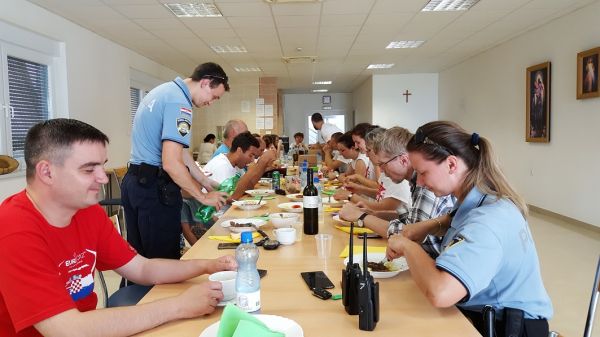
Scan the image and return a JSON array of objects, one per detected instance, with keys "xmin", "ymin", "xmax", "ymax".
[
  {"xmin": 232, "ymin": 200, "xmax": 266, "ymax": 211},
  {"xmin": 269, "ymin": 212, "xmax": 300, "ymax": 228},
  {"xmin": 245, "ymin": 189, "xmax": 275, "ymax": 197},
  {"xmin": 277, "ymin": 202, "xmax": 303, "ymax": 213},
  {"xmin": 220, "ymin": 218, "xmax": 266, "ymax": 233},
  {"xmin": 342, "ymin": 253, "xmax": 409, "ymax": 279}
]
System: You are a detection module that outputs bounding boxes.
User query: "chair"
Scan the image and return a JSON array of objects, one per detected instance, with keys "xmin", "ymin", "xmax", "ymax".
[{"xmin": 100, "ymin": 166, "xmax": 128, "ymax": 237}]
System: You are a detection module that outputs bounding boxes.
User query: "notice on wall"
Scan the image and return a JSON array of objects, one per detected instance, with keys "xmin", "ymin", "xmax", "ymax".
[
  {"xmin": 256, "ymin": 118, "xmax": 264, "ymax": 130},
  {"xmin": 241, "ymin": 100, "xmax": 250, "ymax": 113},
  {"xmin": 264, "ymin": 104, "xmax": 273, "ymax": 116},
  {"xmin": 265, "ymin": 117, "xmax": 273, "ymax": 129}
]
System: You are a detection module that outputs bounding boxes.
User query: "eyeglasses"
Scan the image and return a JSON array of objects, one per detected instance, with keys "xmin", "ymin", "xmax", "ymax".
[
  {"xmin": 378, "ymin": 154, "xmax": 401, "ymax": 167},
  {"xmin": 414, "ymin": 128, "xmax": 454, "ymax": 155}
]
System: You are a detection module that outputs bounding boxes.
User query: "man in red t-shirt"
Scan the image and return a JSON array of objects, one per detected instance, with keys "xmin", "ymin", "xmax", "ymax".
[{"xmin": 0, "ymin": 119, "xmax": 236, "ymax": 337}]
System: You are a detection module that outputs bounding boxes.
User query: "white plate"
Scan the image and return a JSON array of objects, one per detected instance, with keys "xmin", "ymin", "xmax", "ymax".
[
  {"xmin": 220, "ymin": 218, "xmax": 266, "ymax": 233},
  {"xmin": 232, "ymin": 200, "xmax": 267, "ymax": 211},
  {"xmin": 199, "ymin": 314, "xmax": 304, "ymax": 337},
  {"xmin": 342, "ymin": 253, "xmax": 409, "ymax": 279},
  {"xmin": 332, "ymin": 214, "xmax": 351, "ymax": 225},
  {"xmin": 277, "ymin": 202, "xmax": 303, "ymax": 213},
  {"xmin": 285, "ymin": 194, "xmax": 304, "ymax": 201},
  {"xmin": 322, "ymin": 197, "xmax": 345, "ymax": 207},
  {"xmin": 245, "ymin": 189, "xmax": 275, "ymax": 197}
]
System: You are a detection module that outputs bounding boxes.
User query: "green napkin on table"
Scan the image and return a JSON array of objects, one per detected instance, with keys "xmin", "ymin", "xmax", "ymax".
[{"xmin": 217, "ymin": 304, "xmax": 284, "ymax": 337}]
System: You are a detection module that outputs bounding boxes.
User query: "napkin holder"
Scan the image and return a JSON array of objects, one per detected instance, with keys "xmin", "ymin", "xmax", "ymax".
[
  {"xmin": 342, "ymin": 222, "xmax": 361, "ymax": 315},
  {"xmin": 358, "ymin": 233, "xmax": 379, "ymax": 331}
]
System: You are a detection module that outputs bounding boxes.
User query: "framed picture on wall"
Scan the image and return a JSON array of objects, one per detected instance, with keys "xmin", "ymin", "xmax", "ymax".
[
  {"xmin": 526, "ymin": 62, "xmax": 551, "ymax": 143},
  {"xmin": 322, "ymin": 95, "xmax": 331, "ymax": 105},
  {"xmin": 577, "ymin": 47, "xmax": 599, "ymax": 99}
]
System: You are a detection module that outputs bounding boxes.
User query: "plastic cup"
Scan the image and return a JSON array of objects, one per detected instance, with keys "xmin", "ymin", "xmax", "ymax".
[{"xmin": 315, "ymin": 234, "xmax": 333, "ymax": 259}]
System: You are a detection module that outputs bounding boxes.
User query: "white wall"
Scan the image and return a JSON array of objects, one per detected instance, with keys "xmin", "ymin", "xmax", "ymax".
[
  {"xmin": 352, "ymin": 77, "xmax": 373, "ymax": 124},
  {"xmin": 373, "ymin": 73, "xmax": 438, "ymax": 132},
  {"xmin": 282, "ymin": 93, "xmax": 353, "ymax": 138},
  {"xmin": 0, "ymin": 0, "xmax": 178, "ymax": 201},
  {"xmin": 439, "ymin": 1, "xmax": 600, "ymax": 227}
]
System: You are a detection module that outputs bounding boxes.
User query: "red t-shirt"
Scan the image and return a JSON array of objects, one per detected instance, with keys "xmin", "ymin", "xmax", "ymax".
[{"xmin": 0, "ymin": 190, "xmax": 137, "ymax": 337}]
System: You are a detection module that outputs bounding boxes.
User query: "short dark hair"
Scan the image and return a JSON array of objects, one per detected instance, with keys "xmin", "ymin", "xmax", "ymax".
[
  {"xmin": 231, "ymin": 131, "xmax": 260, "ymax": 153},
  {"xmin": 190, "ymin": 62, "xmax": 230, "ymax": 92},
  {"xmin": 330, "ymin": 132, "xmax": 343, "ymax": 142},
  {"xmin": 203, "ymin": 133, "xmax": 216, "ymax": 142},
  {"xmin": 337, "ymin": 131, "xmax": 355, "ymax": 149},
  {"xmin": 351, "ymin": 123, "xmax": 379, "ymax": 139},
  {"xmin": 25, "ymin": 119, "xmax": 109, "ymax": 180},
  {"xmin": 311, "ymin": 113, "xmax": 323, "ymax": 123},
  {"xmin": 262, "ymin": 134, "xmax": 279, "ymax": 149},
  {"xmin": 293, "ymin": 132, "xmax": 304, "ymax": 139}
]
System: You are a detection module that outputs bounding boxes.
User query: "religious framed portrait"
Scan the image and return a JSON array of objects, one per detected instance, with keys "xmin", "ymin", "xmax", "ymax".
[
  {"xmin": 322, "ymin": 95, "xmax": 331, "ymax": 105},
  {"xmin": 577, "ymin": 47, "xmax": 599, "ymax": 99},
  {"xmin": 526, "ymin": 62, "xmax": 551, "ymax": 143}
]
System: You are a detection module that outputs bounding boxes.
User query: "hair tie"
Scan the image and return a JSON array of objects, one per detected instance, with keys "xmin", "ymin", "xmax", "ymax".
[{"xmin": 471, "ymin": 133, "xmax": 480, "ymax": 146}]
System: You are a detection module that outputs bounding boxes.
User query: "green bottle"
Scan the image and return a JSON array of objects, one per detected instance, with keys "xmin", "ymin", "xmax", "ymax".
[{"xmin": 195, "ymin": 174, "xmax": 240, "ymax": 223}]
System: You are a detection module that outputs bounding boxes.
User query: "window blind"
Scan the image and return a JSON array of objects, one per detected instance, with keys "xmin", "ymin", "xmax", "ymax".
[
  {"xmin": 130, "ymin": 87, "xmax": 141, "ymax": 126},
  {"xmin": 7, "ymin": 56, "xmax": 49, "ymax": 157}
]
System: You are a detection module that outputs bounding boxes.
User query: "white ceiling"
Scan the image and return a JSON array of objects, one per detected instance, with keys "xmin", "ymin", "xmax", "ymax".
[{"xmin": 26, "ymin": 0, "xmax": 596, "ymax": 93}]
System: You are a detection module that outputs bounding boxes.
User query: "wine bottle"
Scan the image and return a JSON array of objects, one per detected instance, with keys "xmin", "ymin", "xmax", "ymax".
[{"xmin": 303, "ymin": 168, "xmax": 319, "ymax": 235}]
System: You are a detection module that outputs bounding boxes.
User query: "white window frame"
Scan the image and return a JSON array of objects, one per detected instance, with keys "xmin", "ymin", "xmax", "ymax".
[{"xmin": 0, "ymin": 21, "xmax": 67, "ymax": 175}]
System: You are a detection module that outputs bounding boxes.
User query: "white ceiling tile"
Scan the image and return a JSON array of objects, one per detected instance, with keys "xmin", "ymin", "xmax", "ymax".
[
  {"xmin": 228, "ymin": 16, "xmax": 276, "ymax": 28},
  {"xmin": 112, "ymin": 4, "xmax": 173, "ymax": 19},
  {"xmin": 134, "ymin": 18, "xmax": 187, "ymax": 30},
  {"xmin": 152, "ymin": 28, "xmax": 199, "ymax": 40},
  {"xmin": 363, "ymin": 13, "xmax": 414, "ymax": 28},
  {"xmin": 319, "ymin": 26, "xmax": 361, "ymax": 38},
  {"xmin": 217, "ymin": 2, "xmax": 271, "ymax": 16},
  {"xmin": 188, "ymin": 28, "xmax": 238, "ymax": 39},
  {"xmin": 371, "ymin": 0, "xmax": 427, "ymax": 13},
  {"xmin": 275, "ymin": 15, "xmax": 320, "ymax": 28},
  {"xmin": 320, "ymin": 14, "xmax": 366, "ymax": 26},
  {"xmin": 180, "ymin": 17, "xmax": 231, "ymax": 29},
  {"xmin": 322, "ymin": 0, "xmax": 376, "ymax": 15},
  {"xmin": 270, "ymin": 2, "xmax": 322, "ymax": 16},
  {"xmin": 470, "ymin": 0, "xmax": 530, "ymax": 11}
]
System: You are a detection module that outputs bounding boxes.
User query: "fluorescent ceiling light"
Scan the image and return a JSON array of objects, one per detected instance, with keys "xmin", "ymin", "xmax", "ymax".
[
  {"xmin": 264, "ymin": 0, "xmax": 322, "ymax": 3},
  {"xmin": 386, "ymin": 41, "xmax": 425, "ymax": 49},
  {"xmin": 312, "ymin": 81, "xmax": 332, "ymax": 85},
  {"xmin": 312, "ymin": 89, "xmax": 328, "ymax": 93},
  {"xmin": 322, "ymin": 106, "xmax": 332, "ymax": 110},
  {"xmin": 421, "ymin": 0, "xmax": 480, "ymax": 11},
  {"xmin": 164, "ymin": 3, "xmax": 223, "ymax": 17},
  {"xmin": 367, "ymin": 64, "xmax": 394, "ymax": 69},
  {"xmin": 234, "ymin": 67, "xmax": 262, "ymax": 72},
  {"xmin": 210, "ymin": 45, "xmax": 247, "ymax": 53}
]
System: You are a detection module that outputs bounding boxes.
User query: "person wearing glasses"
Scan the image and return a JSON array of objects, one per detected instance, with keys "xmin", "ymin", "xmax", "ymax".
[
  {"xmin": 387, "ymin": 121, "xmax": 552, "ymax": 336},
  {"xmin": 122, "ymin": 62, "xmax": 230, "ymax": 260},
  {"xmin": 339, "ymin": 127, "xmax": 454, "ymax": 257}
]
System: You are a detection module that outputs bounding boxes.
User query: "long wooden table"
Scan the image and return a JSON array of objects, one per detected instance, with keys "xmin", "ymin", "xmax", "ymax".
[{"xmin": 134, "ymin": 195, "xmax": 481, "ymax": 337}]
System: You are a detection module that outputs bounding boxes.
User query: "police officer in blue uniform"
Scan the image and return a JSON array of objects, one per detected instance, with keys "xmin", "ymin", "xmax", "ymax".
[
  {"xmin": 387, "ymin": 121, "xmax": 552, "ymax": 337},
  {"xmin": 122, "ymin": 62, "xmax": 229, "ymax": 260}
]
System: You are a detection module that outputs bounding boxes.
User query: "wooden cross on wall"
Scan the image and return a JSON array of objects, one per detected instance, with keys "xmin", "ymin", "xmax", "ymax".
[{"xmin": 403, "ymin": 89, "xmax": 412, "ymax": 103}]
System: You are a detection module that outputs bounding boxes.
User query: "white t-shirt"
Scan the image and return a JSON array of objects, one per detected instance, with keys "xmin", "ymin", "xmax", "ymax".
[
  {"xmin": 203, "ymin": 153, "xmax": 244, "ymax": 185},
  {"xmin": 376, "ymin": 173, "xmax": 412, "ymax": 209},
  {"xmin": 332, "ymin": 150, "xmax": 352, "ymax": 164},
  {"xmin": 318, "ymin": 123, "xmax": 342, "ymax": 144},
  {"xmin": 352, "ymin": 153, "xmax": 372, "ymax": 178}
]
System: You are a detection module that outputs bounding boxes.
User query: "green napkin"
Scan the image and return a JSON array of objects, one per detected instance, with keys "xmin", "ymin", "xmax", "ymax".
[
  {"xmin": 217, "ymin": 304, "xmax": 284, "ymax": 337},
  {"xmin": 253, "ymin": 195, "xmax": 275, "ymax": 200}
]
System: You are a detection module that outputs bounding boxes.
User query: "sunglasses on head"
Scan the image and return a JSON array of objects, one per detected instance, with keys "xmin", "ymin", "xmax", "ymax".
[
  {"xmin": 202, "ymin": 74, "xmax": 228, "ymax": 82},
  {"xmin": 414, "ymin": 128, "xmax": 454, "ymax": 156}
]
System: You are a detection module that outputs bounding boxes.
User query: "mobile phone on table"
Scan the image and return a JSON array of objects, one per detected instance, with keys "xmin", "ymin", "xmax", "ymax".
[
  {"xmin": 217, "ymin": 242, "xmax": 239, "ymax": 250},
  {"xmin": 300, "ymin": 271, "xmax": 335, "ymax": 290}
]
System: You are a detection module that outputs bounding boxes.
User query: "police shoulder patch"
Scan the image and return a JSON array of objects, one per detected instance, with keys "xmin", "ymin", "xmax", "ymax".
[
  {"xmin": 444, "ymin": 234, "xmax": 466, "ymax": 252},
  {"xmin": 176, "ymin": 117, "xmax": 191, "ymax": 136}
]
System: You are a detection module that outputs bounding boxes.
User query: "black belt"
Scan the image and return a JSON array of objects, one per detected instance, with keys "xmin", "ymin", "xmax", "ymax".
[{"xmin": 128, "ymin": 163, "xmax": 159, "ymax": 176}]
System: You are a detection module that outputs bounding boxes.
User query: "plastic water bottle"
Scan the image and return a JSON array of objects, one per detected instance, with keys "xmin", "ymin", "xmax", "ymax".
[
  {"xmin": 235, "ymin": 232, "xmax": 261, "ymax": 312},
  {"xmin": 300, "ymin": 160, "xmax": 308, "ymax": 189},
  {"xmin": 313, "ymin": 176, "xmax": 324, "ymax": 225}
]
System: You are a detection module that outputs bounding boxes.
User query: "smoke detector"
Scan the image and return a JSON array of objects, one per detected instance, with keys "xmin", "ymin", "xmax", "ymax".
[{"xmin": 282, "ymin": 56, "xmax": 317, "ymax": 64}]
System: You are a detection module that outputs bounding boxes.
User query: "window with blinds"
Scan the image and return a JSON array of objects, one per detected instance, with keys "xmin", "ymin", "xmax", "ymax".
[
  {"xmin": 130, "ymin": 87, "xmax": 141, "ymax": 126},
  {"xmin": 7, "ymin": 56, "xmax": 50, "ymax": 158}
]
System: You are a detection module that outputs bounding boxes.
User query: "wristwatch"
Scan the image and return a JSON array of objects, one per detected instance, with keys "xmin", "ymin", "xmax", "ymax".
[
  {"xmin": 346, "ymin": 193, "xmax": 353, "ymax": 201},
  {"xmin": 357, "ymin": 212, "xmax": 368, "ymax": 228}
]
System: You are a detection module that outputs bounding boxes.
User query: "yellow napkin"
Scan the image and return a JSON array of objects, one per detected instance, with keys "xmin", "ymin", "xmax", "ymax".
[
  {"xmin": 324, "ymin": 206, "xmax": 341, "ymax": 212},
  {"xmin": 339, "ymin": 245, "xmax": 387, "ymax": 258},
  {"xmin": 335, "ymin": 226, "xmax": 374, "ymax": 235},
  {"xmin": 208, "ymin": 232, "xmax": 261, "ymax": 243}
]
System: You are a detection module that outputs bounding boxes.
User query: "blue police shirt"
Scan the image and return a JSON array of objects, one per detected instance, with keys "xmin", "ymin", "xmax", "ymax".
[
  {"xmin": 130, "ymin": 77, "xmax": 193, "ymax": 166},
  {"xmin": 211, "ymin": 143, "xmax": 230, "ymax": 159},
  {"xmin": 436, "ymin": 187, "xmax": 553, "ymax": 319}
]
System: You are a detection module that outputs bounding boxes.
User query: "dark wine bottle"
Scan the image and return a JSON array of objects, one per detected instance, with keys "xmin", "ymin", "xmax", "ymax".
[{"xmin": 303, "ymin": 168, "xmax": 319, "ymax": 235}]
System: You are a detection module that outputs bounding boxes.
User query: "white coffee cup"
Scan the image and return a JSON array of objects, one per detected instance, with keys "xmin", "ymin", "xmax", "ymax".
[
  {"xmin": 273, "ymin": 227, "xmax": 296, "ymax": 245},
  {"xmin": 208, "ymin": 270, "xmax": 237, "ymax": 301}
]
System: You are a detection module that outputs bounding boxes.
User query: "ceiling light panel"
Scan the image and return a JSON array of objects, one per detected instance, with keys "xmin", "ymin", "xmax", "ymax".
[
  {"xmin": 421, "ymin": 0, "xmax": 480, "ymax": 12},
  {"xmin": 312, "ymin": 81, "xmax": 332, "ymax": 85},
  {"xmin": 164, "ymin": 3, "xmax": 223, "ymax": 17},
  {"xmin": 312, "ymin": 89, "xmax": 328, "ymax": 92},
  {"xmin": 367, "ymin": 64, "xmax": 394, "ymax": 69},
  {"xmin": 234, "ymin": 67, "xmax": 263, "ymax": 72},
  {"xmin": 210, "ymin": 45, "xmax": 248, "ymax": 53},
  {"xmin": 386, "ymin": 40, "xmax": 425, "ymax": 49}
]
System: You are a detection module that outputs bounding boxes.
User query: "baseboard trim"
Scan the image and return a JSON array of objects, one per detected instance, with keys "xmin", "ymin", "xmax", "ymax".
[{"xmin": 528, "ymin": 204, "xmax": 600, "ymax": 236}]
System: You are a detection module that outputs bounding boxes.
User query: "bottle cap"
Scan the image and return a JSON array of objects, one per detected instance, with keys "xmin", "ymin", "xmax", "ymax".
[
  {"xmin": 240, "ymin": 231, "xmax": 253, "ymax": 243},
  {"xmin": 313, "ymin": 177, "xmax": 320, "ymax": 183}
]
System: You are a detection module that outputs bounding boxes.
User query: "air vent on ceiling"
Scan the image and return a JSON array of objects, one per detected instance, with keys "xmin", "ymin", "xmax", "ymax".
[
  {"xmin": 264, "ymin": 0, "xmax": 322, "ymax": 3},
  {"xmin": 282, "ymin": 56, "xmax": 317, "ymax": 64}
]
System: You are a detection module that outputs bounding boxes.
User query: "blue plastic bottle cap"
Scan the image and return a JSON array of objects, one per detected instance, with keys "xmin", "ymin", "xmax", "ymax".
[{"xmin": 240, "ymin": 231, "xmax": 253, "ymax": 243}]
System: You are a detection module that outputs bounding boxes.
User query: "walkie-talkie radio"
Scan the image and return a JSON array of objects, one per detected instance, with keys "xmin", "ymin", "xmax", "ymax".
[
  {"xmin": 342, "ymin": 222, "xmax": 361, "ymax": 315},
  {"xmin": 358, "ymin": 233, "xmax": 379, "ymax": 331}
]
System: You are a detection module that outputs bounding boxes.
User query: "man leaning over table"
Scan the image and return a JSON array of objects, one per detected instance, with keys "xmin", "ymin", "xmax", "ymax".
[
  {"xmin": 339, "ymin": 126, "xmax": 455, "ymax": 257},
  {"xmin": 0, "ymin": 119, "xmax": 236, "ymax": 337}
]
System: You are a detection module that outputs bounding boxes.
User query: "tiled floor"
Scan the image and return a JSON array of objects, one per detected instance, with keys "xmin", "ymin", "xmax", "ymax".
[{"xmin": 96, "ymin": 209, "xmax": 600, "ymax": 336}]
